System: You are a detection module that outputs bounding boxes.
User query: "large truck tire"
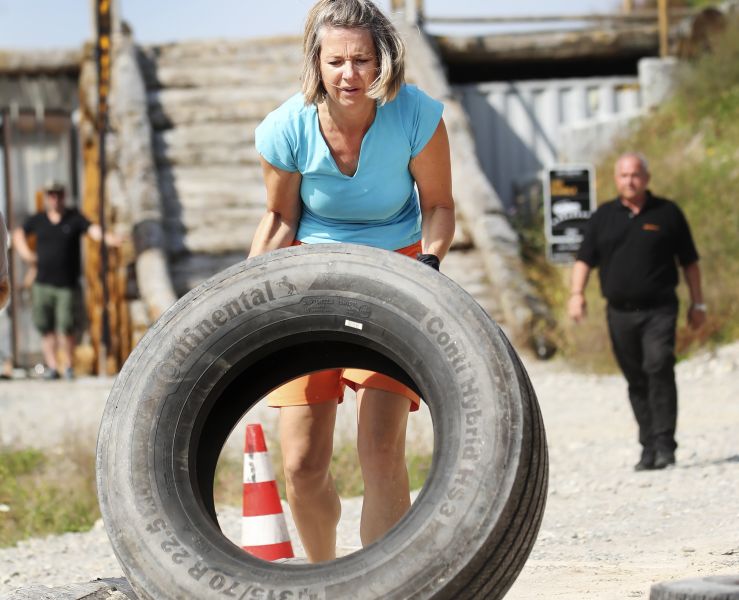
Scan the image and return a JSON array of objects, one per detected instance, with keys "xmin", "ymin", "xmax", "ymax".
[
  {"xmin": 96, "ymin": 243, "xmax": 548, "ymax": 600},
  {"xmin": 650, "ymin": 575, "xmax": 739, "ymax": 600}
]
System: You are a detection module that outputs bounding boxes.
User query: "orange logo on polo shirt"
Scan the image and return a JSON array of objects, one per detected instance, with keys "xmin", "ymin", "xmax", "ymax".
[{"xmin": 643, "ymin": 223, "xmax": 660, "ymax": 232}]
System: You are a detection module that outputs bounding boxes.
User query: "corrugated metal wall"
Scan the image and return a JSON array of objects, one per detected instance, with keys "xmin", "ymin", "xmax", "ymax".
[
  {"xmin": 458, "ymin": 76, "xmax": 643, "ymax": 209},
  {"xmin": 0, "ymin": 72, "xmax": 79, "ymax": 370},
  {"xmin": 0, "ymin": 114, "xmax": 78, "ymax": 370}
]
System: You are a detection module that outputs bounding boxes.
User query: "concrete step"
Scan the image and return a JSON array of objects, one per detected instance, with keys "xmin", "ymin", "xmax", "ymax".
[
  {"xmin": 140, "ymin": 36, "xmax": 303, "ymax": 66},
  {"xmin": 158, "ymin": 164, "xmax": 264, "ymax": 256},
  {"xmin": 148, "ymin": 86, "xmax": 294, "ymax": 129},
  {"xmin": 154, "ymin": 134, "xmax": 261, "ymax": 167},
  {"xmin": 164, "ymin": 218, "xmax": 259, "ymax": 256},
  {"xmin": 152, "ymin": 121, "xmax": 261, "ymax": 166},
  {"xmin": 158, "ymin": 165, "xmax": 264, "ymax": 209},
  {"xmin": 163, "ymin": 204, "xmax": 264, "ymax": 228},
  {"xmin": 162, "ymin": 188, "xmax": 264, "ymax": 219},
  {"xmin": 142, "ymin": 61, "xmax": 301, "ymax": 90}
]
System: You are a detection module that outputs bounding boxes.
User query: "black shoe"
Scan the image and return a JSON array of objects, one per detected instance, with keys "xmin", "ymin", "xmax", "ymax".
[
  {"xmin": 634, "ymin": 448, "xmax": 656, "ymax": 471},
  {"xmin": 653, "ymin": 450, "xmax": 676, "ymax": 469},
  {"xmin": 43, "ymin": 368, "xmax": 60, "ymax": 380},
  {"xmin": 64, "ymin": 367, "xmax": 75, "ymax": 380}
]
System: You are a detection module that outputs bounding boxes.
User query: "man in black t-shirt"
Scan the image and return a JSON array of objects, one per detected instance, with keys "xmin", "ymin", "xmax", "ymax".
[
  {"xmin": 13, "ymin": 182, "xmax": 119, "ymax": 380},
  {"xmin": 568, "ymin": 153, "xmax": 705, "ymax": 471}
]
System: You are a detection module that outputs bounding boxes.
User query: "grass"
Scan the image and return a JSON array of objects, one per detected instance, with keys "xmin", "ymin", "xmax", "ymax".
[
  {"xmin": 0, "ymin": 393, "xmax": 433, "ymax": 548},
  {"xmin": 2, "ymin": 431, "xmax": 431, "ymax": 548},
  {"xmin": 0, "ymin": 432, "xmax": 100, "ymax": 548},
  {"xmin": 215, "ymin": 435, "xmax": 433, "ymax": 507},
  {"xmin": 521, "ymin": 15, "xmax": 739, "ymax": 371}
]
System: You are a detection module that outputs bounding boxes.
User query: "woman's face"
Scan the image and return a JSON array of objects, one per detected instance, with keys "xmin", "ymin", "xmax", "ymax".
[{"xmin": 318, "ymin": 26, "xmax": 378, "ymax": 108}]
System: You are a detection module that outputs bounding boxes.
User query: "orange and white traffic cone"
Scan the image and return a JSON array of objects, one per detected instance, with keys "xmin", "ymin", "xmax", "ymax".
[{"xmin": 241, "ymin": 423, "xmax": 294, "ymax": 561}]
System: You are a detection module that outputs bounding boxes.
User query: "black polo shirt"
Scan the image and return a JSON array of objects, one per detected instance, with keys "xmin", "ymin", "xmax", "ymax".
[
  {"xmin": 23, "ymin": 208, "xmax": 91, "ymax": 288},
  {"xmin": 577, "ymin": 192, "xmax": 699, "ymax": 307}
]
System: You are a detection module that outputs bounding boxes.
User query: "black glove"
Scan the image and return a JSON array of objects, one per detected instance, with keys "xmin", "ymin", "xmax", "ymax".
[{"xmin": 416, "ymin": 253, "xmax": 440, "ymax": 271}]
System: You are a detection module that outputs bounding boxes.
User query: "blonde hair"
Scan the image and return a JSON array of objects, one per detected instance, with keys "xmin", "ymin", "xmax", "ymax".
[{"xmin": 302, "ymin": 0, "xmax": 405, "ymax": 105}]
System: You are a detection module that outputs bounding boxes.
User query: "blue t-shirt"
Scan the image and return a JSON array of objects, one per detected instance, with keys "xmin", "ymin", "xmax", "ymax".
[{"xmin": 254, "ymin": 84, "xmax": 444, "ymax": 250}]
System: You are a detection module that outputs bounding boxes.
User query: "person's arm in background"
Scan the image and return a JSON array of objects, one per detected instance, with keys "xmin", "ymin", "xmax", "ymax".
[
  {"xmin": 568, "ymin": 260, "xmax": 592, "ymax": 322},
  {"xmin": 683, "ymin": 261, "xmax": 706, "ymax": 330},
  {"xmin": 12, "ymin": 224, "xmax": 40, "ymax": 293},
  {"xmin": 86, "ymin": 223, "xmax": 125, "ymax": 246},
  {"xmin": 0, "ymin": 213, "xmax": 9, "ymax": 309},
  {"xmin": 410, "ymin": 118, "xmax": 455, "ymax": 268},
  {"xmin": 248, "ymin": 157, "xmax": 302, "ymax": 258},
  {"xmin": 11, "ymin": 226, "xmax": 37, "ymax": 265}
]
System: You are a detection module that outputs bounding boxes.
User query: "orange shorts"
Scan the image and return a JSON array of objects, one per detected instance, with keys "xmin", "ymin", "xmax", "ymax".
[{"xmin": 268, "ymin": 240, "xmax": 423, "ymax": 411}]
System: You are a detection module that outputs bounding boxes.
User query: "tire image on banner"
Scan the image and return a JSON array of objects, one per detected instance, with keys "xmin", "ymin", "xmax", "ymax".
[{"xmin": 96, "ymin": 243, "xmax": 549, "ymax": 600}]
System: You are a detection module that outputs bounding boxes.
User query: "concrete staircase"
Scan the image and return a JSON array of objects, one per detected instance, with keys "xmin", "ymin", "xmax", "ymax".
[{"xmin": 139, "ymin": 36, "xmax": 502, "ymax": 318}]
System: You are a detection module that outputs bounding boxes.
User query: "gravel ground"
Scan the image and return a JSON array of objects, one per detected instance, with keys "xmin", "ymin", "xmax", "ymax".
[{"xmin": 0, "ymin": 342, "xmax": 737, "ymax": 598}]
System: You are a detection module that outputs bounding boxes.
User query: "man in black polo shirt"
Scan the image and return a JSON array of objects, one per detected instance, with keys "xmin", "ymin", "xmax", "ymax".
[
  {"xmin": 13, "ymin": 181, "xmax": 120, "ymax": 380},
  {"xmin": 568, "ymin": 153, "xmax": 705, "ymax": 471}
]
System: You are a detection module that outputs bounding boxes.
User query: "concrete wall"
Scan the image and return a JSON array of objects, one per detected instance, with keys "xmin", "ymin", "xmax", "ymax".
[
  {"xmin": 458, "ymin": 57, "xmax": 680, "ymax": 207},
  {"xmin": 458, "ymin": 75, "xmax": 643, "ymax": 209}
]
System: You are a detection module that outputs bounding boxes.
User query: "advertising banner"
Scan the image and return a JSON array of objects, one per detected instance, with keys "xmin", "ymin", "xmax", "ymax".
[{"xmin": 543, "ymin": 165, "xmax": 596, "ymax": 262}]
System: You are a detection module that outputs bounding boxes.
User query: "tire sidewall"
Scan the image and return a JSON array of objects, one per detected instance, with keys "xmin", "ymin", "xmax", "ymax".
[{"xmin": 97, "ymin": 244, "xmax": 529, "ymax": 600}]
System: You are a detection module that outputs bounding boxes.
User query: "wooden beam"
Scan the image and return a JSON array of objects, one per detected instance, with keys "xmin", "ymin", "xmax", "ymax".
[
  {"xmin": 95, "ymin": 0, "xmax": 113, "ymax": 374},
  {"xmin": 435, "ymin": 26, "xmax": 659, "ymax": 63},
  {"xmin": 0, "ymin": 50, "xmax": 81, "ymax": 75},
  {"xmin": 659, "ymin": 0, "xmax": 669, "ymax": 57},
  {"xmin": 424, "ymin": 8, "xmax": 695, "ymax": 25}
]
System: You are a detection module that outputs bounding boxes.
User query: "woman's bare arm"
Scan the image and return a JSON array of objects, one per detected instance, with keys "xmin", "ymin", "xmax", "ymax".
[
  {"xmin": 410, "ymin": 119, "xmax": 455, "ymax": 262},
  {"xmin": 248, "ymin": 157, "xmax": 303, "ymax": 258}
]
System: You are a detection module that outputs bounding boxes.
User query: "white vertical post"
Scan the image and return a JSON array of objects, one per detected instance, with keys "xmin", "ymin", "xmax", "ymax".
[
  {"xmin": 599, "ymin": 83, "xmax": 617, "ymax": 117},
  {"xmin": 405, "ymin": 0, "xmax": 417, "ymax": 24}
]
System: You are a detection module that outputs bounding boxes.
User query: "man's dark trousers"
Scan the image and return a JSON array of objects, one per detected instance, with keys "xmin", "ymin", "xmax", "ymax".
[{"xmin": 606, "ymin": 304, "xmax": 679, "ymax": 453}]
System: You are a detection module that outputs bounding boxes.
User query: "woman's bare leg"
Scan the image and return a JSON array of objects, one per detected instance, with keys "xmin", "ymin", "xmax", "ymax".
[
  {"xmin": 279, "ymin": 402, "xmax": 341, "ymax": 562},
  {"xmin": 356, "ymin": 388, "xmax": 411, "ymax": 546}
]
